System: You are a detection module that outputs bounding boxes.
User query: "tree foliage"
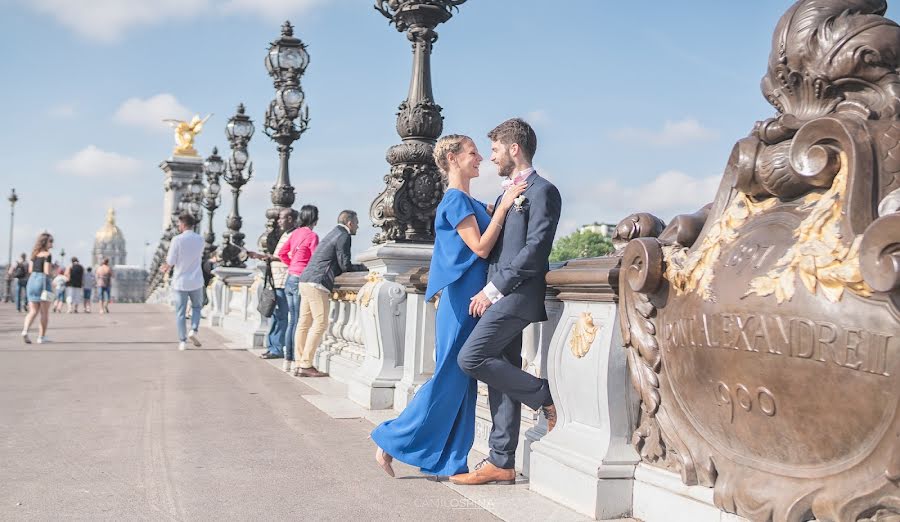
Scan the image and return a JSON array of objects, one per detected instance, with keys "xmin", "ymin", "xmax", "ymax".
[{"xmin": 549, "ymin": 229, "xmax": 614, "ymax": 263}]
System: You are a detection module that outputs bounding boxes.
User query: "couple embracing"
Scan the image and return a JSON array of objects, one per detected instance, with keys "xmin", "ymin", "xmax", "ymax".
[{"xmin": 371, "ymin": 118, "xmax": 561, "ymax": 485}]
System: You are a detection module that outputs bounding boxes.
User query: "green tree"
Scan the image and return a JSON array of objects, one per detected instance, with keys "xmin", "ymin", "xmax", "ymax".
[{"xmin": 550, "ymin": 229, "xmax": 614, "ymax": 263}]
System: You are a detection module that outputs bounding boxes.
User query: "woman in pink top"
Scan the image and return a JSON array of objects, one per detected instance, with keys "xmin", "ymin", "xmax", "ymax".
[{"xmin": 277, "ymin": 205, "xmax": 319, "ymax": 371}]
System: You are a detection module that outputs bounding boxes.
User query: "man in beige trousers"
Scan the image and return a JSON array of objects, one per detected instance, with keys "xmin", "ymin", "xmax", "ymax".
[{"xmin": 295, "ymin": 210, "xmax": 366, "ymax": 377}]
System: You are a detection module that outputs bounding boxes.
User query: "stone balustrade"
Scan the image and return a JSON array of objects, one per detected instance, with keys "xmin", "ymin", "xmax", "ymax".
[{"xmin": 314, "ymin": 271, "xmax": 368, "ymax": 381}]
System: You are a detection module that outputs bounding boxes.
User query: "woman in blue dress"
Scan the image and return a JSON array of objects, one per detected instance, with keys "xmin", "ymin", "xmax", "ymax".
[{"xmin": 371, "ymin": 134, "xmax": 527, "ymax": 478}]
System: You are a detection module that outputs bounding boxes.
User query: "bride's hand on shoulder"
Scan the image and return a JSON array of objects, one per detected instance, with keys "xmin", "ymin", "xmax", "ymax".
[{"xmin": 498, "ymin": 182, "xmax": 527, "ymax": 211}]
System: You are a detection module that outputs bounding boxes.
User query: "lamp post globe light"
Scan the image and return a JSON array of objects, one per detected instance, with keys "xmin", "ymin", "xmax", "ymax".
[
  {"xmin": 369, "ymin": 0, "xmax": 467, "ymax": 243},
  {"xmin": 201, "ymin": 147, "xmax": 225, "ymax": 259},
  {"xmin": 5, "ymin": 188, "xmax": 18, "ymax": 302},
  {"xmin": 220, "ymin": 104, "xmax": 254, "ymax": 268},
  {"xmin": 261, "ymin": 21, "xmax": 310, "ymax": 253}
]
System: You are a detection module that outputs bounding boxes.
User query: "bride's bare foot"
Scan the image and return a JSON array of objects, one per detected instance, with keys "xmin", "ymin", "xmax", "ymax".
[{"xmin": 375, "ymin": 446, "xmax": 395, "ymax": 477}]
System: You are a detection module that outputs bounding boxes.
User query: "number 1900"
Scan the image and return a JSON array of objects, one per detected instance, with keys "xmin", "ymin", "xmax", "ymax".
[{"xmin": 715, "ymin": 382, "xmax": 776, "ymax": 423}]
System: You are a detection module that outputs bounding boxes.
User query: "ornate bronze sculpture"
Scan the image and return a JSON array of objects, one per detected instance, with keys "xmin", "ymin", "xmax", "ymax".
[
  {"xmin": 615, "ymin": 1, "xmax": 900, "ymax": 520},
  {"xmin": 369, "ymin": 0, "xmax": 466, "ymax": 243},
  {"xmin": 163, "ymin": 114, "xmax": 211, "ymax": 157}
]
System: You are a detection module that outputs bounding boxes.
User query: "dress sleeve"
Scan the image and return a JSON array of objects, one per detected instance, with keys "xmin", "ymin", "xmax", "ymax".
[{"xmin": 442, "ymin": 190, "xmax": 475, "ymax": 229}]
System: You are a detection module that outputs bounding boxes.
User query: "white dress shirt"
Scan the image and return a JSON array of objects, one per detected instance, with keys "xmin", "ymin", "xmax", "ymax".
[
  {"xmin": 483, "ymin": 167, "xmax": 535, "ymax": 303},
  {"xmin": 165, "ymin": 230, "xmax": 205, "ymax": 291}
]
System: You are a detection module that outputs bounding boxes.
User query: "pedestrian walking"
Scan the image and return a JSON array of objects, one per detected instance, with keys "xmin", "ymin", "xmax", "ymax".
[
  {"xmin": 21, "ymin": 233, "xmax": 54, "ymax": 344},
  {"xmin": 159, "ymin": 212, "xmax": 205, "ymax": 351},
  {"xmin": 83, "ymin": 267, "xmax": 95, "ymax": 313},
  {"xmin": 96, "ymin": 258, "xmax": 112, "ymax": 314},
  {"xmin": 52, "ymin": 266, "xmax": 67, "ymax": 314},
  {"xmin": 294, "ymin": 210, "xmax": 366, "ymax": 377},
  {"xmin": 65, "ymin": 257, "xmax": 84, "ymax": 313},
  {"xmin": 11, "ymin": 253, "xmax": 28, "ymax": 312}
]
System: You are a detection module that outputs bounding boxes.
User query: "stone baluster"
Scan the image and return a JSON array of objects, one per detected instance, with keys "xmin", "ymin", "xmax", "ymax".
[
  {"xmin": 316, "ymin": 272, "xmax": 368, "ymax": 381},
  {"xmin": 394, "ymin": 267, "xmax": 436, "ymax": 411},
  {"xmin": 527, "ymin": 256, "xmax": 640, "ymax": 520}
]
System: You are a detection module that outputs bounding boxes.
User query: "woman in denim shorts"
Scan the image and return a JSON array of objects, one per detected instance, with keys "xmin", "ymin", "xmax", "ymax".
[{"xmin": 22, "ymin": 232, "xmax": 54, "ymax": 344}]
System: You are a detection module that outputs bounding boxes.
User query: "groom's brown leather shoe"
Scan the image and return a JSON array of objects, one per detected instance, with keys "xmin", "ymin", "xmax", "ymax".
[
  {"xmin": 541, "ymin": 403, "xmax": 557, "ymax": 432},
  {"xmin": 449, "ymin": 459, "xmax": 516, "ymax": 485}
]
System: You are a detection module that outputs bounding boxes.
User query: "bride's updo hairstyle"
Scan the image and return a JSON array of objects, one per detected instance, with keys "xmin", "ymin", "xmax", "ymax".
[{"xmin": 433, "ymin": 134, "xmax": 471, "ymax": 174}]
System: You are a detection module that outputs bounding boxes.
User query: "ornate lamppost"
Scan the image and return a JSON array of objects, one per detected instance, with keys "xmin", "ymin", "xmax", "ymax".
[
  {"xmin": 369, "ymin": 0, "xmax": 466, "ymax": 243},
  {"xmin": 220, "ymin": 104, "xmax": 254, "ymax": 268},
  {"xmin": 261, "ymin": 21, "xmax": 310, "ymax": 253},
  {"xmin": 201, "ymin": 148, "xmax": 225, "ymax": 259},
  {"xmin": 5, "ymin": 188, "xmax": 18, "ymax": 302},
  {"xmin": 180, "ymin": 173, "xmax": 204, "ymax": 228}
]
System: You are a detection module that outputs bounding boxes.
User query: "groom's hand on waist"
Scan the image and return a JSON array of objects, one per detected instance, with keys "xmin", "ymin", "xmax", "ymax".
[{"xmin": 469, "ymin": 291, "xmax": 492, "ymax": 317}]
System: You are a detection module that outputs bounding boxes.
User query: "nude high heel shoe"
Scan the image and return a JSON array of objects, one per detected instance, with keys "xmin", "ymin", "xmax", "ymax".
[{"xmin": 375, "ymin": 446, "xmax": 395, "ymax": 478}]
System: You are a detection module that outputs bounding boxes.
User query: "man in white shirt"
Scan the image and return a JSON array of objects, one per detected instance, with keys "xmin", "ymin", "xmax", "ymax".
[{"xmin": 160, "ymin": 213, "xmax": 206, "ymax": 351}]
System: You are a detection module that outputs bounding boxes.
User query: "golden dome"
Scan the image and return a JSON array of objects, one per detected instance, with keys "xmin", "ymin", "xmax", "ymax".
[{"xmin": 95, "ymin": 208, "xmax": 126, "ymax": 244}]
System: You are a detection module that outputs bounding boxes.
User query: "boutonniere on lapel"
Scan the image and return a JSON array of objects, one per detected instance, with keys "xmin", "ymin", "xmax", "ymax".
[{"xmin": 513, "ymin": 195, "xmax": 527, "ymax": 213}]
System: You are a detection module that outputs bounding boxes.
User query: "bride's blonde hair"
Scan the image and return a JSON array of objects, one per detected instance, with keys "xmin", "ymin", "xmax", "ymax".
[{"xmin": 433, "ymin": 134, "xmax": 471, "ymax": 174}]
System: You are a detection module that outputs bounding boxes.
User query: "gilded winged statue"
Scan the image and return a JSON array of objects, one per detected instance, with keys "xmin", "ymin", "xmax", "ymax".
[{"xmin": 162, "ymin": 114, "xmax": 211, "ymax": 157}]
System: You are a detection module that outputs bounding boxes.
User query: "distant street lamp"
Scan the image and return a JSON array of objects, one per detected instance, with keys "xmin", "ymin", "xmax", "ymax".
[
  {"xmin": 202, "ymin": 147, "xmax": 225, "ymax": 259},
  {"xmin": 369, "ymin": 0, "xmax": 467, "ymax": 243},
  {"xmin": 261, "ymin": 21, "xmax": 310, "ymax": 253},
  {"xmin": 220, "ymin": 104, "xmax": 255, "ymax": 268},
  {"xmin": 5, "ymin": 188, "xmax": 18, "ymax": 302}
]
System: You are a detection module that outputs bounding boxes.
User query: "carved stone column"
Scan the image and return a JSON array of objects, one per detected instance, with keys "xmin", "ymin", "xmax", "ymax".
[
  {"xmin": 369, "ymin": 0, "xmax": 467, "ymax": 243},
  {"xmin": 529, "ymin": 256, "xmax": 640, "ymax": 520},
  {"xmin": 393, "ymin": 267, "xmax": 436, "ymax": 411}
]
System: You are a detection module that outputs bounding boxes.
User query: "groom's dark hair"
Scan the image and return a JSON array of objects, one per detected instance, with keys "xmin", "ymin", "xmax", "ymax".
[{"xmin": 488, "ymin": 118, "xmax": 537, "ymax": 162}]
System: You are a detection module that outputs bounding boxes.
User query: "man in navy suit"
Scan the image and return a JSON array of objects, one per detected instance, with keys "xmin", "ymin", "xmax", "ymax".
[{"xmin": 451, "ymin": 118, "xmax": 562, "ymax": 486}]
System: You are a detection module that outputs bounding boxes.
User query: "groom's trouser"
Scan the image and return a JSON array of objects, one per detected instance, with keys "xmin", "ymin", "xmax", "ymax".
[{"xmin": 458, "ymin": 309, "xmax": 552, "ymax": 470}]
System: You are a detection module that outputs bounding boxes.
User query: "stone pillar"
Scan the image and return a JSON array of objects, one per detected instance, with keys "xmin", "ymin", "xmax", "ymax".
[
  {"xmin": 528, "ymin": 257, "xmax": 640, "ymax": 520},
  {"xmin": 350, "ymin": 242, "xmax": 432, "ymax": 409},
  {"xmin": 520, "ymin": 291, "xmax": 563, "ymax": 476},
  {"xmin": 393, "ymin": 267, "xmax": 436, "ymax": 411},
  {"xmin": 159, "ymin": 156, "xmax": 204, "ymax": 230},
  {"xmin": 212, "ymin": 266, "xmax": 257, "ymax": 347}
]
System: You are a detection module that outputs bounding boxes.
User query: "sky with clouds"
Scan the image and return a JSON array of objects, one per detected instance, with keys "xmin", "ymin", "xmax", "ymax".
[{"xmin": 3, "ymin": 0, "xmax": 892, "ymax": 266}]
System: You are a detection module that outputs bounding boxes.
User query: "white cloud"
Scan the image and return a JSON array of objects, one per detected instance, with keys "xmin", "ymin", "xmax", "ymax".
[
  {"xmin": 611, "ymin": 118, "xmax": 717, "ymax": 147},
  {"xmin": 25, "ymin": 0, "xmax": 210, "ymax": 43},
  {"xmin": 47, "ymin": 104, "xmax": 76, "ymax": 118},
  {"xmin": 25, "ymin": 0, "xmax": 333, "ymax": 42},
  {"xmin": 114, "ymin": 94, "xmax": 192, "ymax": 133},
  {"xmin": 56, "ymin": 146, "xmax": 142, "ymax": 177},
  {"xmin": 295, "ymin": 179, "xmax": 338, "ymax": 195},
  {"xmin": 104, "ymin": 195, "xmax": 136, "ymax": 210},
  {"xmin": 221, "ymin": 0, "xmax": 330, "ymax": 20},
  {"xmin": 590, "ymin": 170, "xmax": 720, "ymax": 221},
  {"xmin": 525, "ymin": 110, "xmax": 549, "ymax": 126}
]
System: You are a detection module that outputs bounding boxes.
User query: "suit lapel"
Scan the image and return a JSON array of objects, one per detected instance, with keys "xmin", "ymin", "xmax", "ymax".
[{"xmin": 503, "ymin": 172, "xmax": 540, "ymax": 219}]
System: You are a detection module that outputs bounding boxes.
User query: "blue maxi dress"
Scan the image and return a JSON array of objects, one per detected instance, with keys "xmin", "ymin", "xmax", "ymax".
[{"xmin": 371, "ymin": 188, "xmax": 490, "ymax": 476}]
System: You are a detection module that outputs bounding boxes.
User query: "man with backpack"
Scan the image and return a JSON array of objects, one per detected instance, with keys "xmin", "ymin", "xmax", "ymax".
[{"xmin": 11, "ymin": 253, "xmax": 28, "ymax": 312}]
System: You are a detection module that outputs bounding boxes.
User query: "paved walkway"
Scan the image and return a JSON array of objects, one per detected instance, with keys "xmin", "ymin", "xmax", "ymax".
[{"xmin": 0, "ymin": 304, "xmax": 502, "ymax": 521}]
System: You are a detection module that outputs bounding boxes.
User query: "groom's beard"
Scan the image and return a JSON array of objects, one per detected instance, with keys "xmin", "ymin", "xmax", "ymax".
[{"xmin": 497, "ymin": 157, "xmax": 515, "ymax": 178}]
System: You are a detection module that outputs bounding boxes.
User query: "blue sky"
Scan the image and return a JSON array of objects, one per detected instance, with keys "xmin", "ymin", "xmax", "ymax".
[{"xmin": 2, "ymin": 0, "xmax": 895, "ymax": 265}]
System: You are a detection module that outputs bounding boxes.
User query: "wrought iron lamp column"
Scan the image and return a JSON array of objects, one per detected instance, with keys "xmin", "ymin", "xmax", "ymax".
[
  {"xmin": 370, "ymin": 0, "xmax": 466, "ymax": 243},
  {"xmin": 261, "ymin": 21, "xmax": 310, "ymax": 253},
  {"xmin": 202, "ymin": 148, "xmax": 225, "ymax": 259},
  {"xmin": 220, "ymin": 104, "xmax": 255, "ymax": 268},
  {"xmin": 5, "ymin": 189, "xmax": 18, "ymax": 302}
]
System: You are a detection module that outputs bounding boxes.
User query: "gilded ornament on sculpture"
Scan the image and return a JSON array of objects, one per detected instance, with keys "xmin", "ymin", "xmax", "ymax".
[
  {"xmin": 569, "ymin": 311, "xmax": 599, "ymax": 358},
  {"xmin": 358, "ymin": 272, "xmax": 382, "ymax": 308},
  {"xmin": 163, "ymin": 114, "xmax": 212, "ymax": 157}
]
